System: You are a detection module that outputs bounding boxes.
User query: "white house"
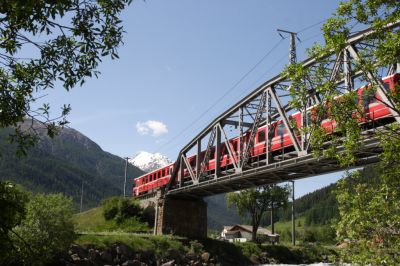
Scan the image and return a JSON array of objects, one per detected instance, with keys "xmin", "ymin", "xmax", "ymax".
[{"xmin": 220, "ymin": 224, "xmax": 280, "ymax": 243}]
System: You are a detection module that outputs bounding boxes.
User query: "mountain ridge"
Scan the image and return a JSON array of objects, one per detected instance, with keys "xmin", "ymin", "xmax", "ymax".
[{"xmin": 0, "ymin": 124, "xmax": 144, "ymax": 210}]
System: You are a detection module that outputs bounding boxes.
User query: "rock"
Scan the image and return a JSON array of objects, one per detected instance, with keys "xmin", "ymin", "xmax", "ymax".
[
  {"xmin": 137, "ymin": 249, "xmax": 155, "ymax": 265},
  {"xmin": 70, "ymin": 244, "xmax": 88, "ymax": 259},
  {"xmin": 122, "ymin": 260, "xmax": 143, "ymax": 266},
  {"xmin": 249, "ymin": 254, "xmax": 260, "ymax": 265},
  {"xmin": 71, "ymin": 253, "xmax": 81, "ymax": 262},
  {"xmin": 186, "ymin": 252, "xmax": 198, "ymax": 261},
  {"xmin": 88, "ymin": 248, "xmax": 103, "ymax": 265},
  {"xmin": 76, "ymin": 258, "xmax": 92, "ymax": 266},
  {"xmin": 88, "ymin": 249, "xmax": 96, "ymax": 260},
  {"xmin": 161, "ymin": 260, "xmax": 174, "ymax": 266},
  {"xmin": 114, "ymin": 242, "xmax": 134, "ymax": 258},
  {"xmin": 101, "ymin": 248, "xmax": 113, "ymax": 264},
  {"xmin": 259, "ymin": 251, "xmax": 269, "ymax": 264},
  {"xmin": 200, "ymin": 252, "xmax": 210, "ymax": 262},
  {"xmin": 167, "ymin": 248, "xmax": 183, "ymax": 264}
]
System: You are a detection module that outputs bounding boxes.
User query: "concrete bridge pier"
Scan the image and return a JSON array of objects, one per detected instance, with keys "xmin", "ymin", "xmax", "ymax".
[{"xmin": 155, "ymin": 196, "xmax": 207, "ymax": 238}]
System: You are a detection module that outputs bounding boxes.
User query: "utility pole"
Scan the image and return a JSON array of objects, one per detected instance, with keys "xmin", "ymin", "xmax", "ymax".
[
  {"xmin": 123, "ymin": 157, "xmax": 129, "ymax": 197},
  {"xmin": 278, "ymin": 28, "xmax": 298, "ymax": 246},
  {"xmin": 291, "ymin": 180, "xmax": 296, "ymax": 246},
  {"xmin": 80, "ymin": 180, "xmax": 84, "ymax": 213}
]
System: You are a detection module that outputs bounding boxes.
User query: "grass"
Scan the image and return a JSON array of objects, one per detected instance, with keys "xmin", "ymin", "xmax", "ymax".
[
  {"xmin": 73, "ymin": 207, "xmax": 105, "ymax": 232},
  {"xmin": 76, "ymin": 234, "xmax": 187, "ymax": 258},
  {"xmin": 267, "ymin": 216, "xmax": 336, "ymax": 244},
  {"xmin": 73, "ymin": 206, "xmax": 151, "ymax": 233}
]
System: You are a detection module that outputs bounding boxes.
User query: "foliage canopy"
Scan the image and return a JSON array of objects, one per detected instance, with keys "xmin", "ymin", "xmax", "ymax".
[
  {"xmin": 227, "ymin": 185, "xmax": 289, "ymax": 241},
  {"xmin": 284, "ymin": 0, "xmax": 400, "ymax": 263},
  {"xmin": 0, "ymin": 0, "xmax": 131, "ymax": 154}
]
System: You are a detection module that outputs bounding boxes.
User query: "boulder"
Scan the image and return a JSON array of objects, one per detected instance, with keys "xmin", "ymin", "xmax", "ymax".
[
  {"xmin": 70, "ymin": 244, "xmax": 88, "ymax": 259},
  {"xmin": 186, "ymin": 252, "xmax": 198, "ymax": 261},
  {"xmin": 101, "ymin": 248, "xmax": 113, "ymax": 264},
  {"xmin": 122, "ymin": 260, "xmax": 143, "ymax": 266},
  {"xmin": 200, "ymin": 252, "xmax": 210, "ymax": 262},
  {"xmin": 113, "ymin": 242, "xmax": 134, "ymax": 258},
  {"xmin": 167, "ymin": 248, "xmax": 183, "ymax": 264},
  {"xmin": 161, "ymin": 260, "xmax": 174, "ymax": 266},
  {"xmin": 71, "ymin": 253, "xmax": 81, "ymax": 262}
]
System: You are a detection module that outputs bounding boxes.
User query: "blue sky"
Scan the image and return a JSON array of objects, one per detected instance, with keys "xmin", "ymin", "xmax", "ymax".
[{"xmin": 44, "ymin": 0, "xmax": 347, "ymax": 197}]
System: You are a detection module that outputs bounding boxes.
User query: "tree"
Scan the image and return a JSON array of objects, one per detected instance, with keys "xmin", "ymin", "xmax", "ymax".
[
  {"xmin": 226, "ymin": 184, "xmax": 289, "ymax": 242},
  {"xmin": 284, "ymin": 1, "xmax": 400, "ymax": 264},
  {"xmin": 0, "ymin": 181, "xmax": 28, "ymax": 265},
  {"xmin": 0, "ymin": 0, "xmax": 131, "ymax": 155},
  {"xmin": 12, "ymin": 193, "xmax": 75, "ymax": 266}
]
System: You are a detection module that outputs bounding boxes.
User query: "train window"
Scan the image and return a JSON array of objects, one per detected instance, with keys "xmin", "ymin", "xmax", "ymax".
[
  {"xmin": 210, "ymin": 149, "xmax": 215, "ymax": 159},
  {"xmin": 232, "ymin": 141, "xmax": 237, "ymax": 151},
  {"xmin": 383, "ymin": 82, "xmax": 390, "ymax": 91},
  {"xmin": 306, "ymin": 112, "xmax": 312, "ymax": 126},
  {"xmin": 258, "ymin": 131, "xmax": 265, "ymax": 143},
  {"xmin": 362, "ymin": 89, "xmax": 376, "ymax": 108},
  {"xmin": 317, "ymin": 108, "xmax": 329, "ymax": 120},
  {"xmin": 169, "ymin": 167, "xmax": 173, "ymax": 175},
  {"xmin": 277, "ymin": 123, "xmax": 285, "ymax": 136}
]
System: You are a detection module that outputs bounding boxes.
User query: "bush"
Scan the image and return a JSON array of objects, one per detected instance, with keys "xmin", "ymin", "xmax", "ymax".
[
  {"xmin": 12, "ymin": 193, "xmax": 75, "ymax": 266},
  {"xmin": 0, "ymin": 181, "xmax": 28, "ymax": 265},
  {"xmin": 102, "ymin": 197, "xmax": 121, "ymax": 220},
  {"xmin": 102, "ymin": 197, "xmax": 143, "ymax": 221}
]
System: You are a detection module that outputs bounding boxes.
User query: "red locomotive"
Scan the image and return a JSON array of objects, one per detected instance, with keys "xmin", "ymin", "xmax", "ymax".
[{"xmin": 133, "ymin": 74, "xmax": 399, "ymax": 197}]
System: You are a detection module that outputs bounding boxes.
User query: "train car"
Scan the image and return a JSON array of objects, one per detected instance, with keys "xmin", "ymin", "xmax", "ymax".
[{"xmin": 133, "ymin": 74, "xmax": 399, "ymax": 197}]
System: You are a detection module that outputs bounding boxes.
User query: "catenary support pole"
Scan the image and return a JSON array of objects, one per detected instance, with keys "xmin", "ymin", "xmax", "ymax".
[
  {"xmin": 123, "ymin": 157, "xmax": 129, "ymax": 197},
  {"xmin": 80, "ymin": 180, "xmax": 84, "ymax": 213},
  {"xmin": 291, "ymin": 180, "xmax": 296, "ymax": 246}
]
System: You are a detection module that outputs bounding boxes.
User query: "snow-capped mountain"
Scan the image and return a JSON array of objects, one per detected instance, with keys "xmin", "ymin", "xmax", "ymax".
[{"xmin": 129, "ymin": 151, "xmax": 172, "ymax": 173}]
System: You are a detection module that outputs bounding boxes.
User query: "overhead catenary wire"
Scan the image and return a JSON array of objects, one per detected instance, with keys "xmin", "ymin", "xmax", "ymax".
[
  {"xmin": 157, "ymin": 38, "xmax": 285, "ymax": 153},
  {"xmin": 158, "ymin": 18, "xmax": 329, "ymax": 154},
  {"xmin": 181, "ymin": 31, "xmax": 325, "ymax": 144}
]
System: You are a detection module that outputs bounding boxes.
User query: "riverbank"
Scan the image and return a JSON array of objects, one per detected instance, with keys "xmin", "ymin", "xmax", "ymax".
[{"xmin": 51, "ymin": 234, "xmax": 337, "ymax": 265}]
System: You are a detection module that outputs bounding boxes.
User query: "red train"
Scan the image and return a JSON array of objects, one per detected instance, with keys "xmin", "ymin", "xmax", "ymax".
[{"xmin": 133, "ymin": 74, "xmax": 399, "ymax": 197}]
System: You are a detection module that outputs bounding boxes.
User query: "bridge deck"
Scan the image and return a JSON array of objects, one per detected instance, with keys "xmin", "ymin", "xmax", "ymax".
[{"xmin": 166, "ymin": 136, "xmax": 381, "ymax": 198}]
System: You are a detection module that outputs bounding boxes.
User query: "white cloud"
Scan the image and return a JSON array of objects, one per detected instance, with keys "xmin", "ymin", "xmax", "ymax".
[{"xmin": 136, "ymin": 120, "xmax": 168, "ymax": 137}]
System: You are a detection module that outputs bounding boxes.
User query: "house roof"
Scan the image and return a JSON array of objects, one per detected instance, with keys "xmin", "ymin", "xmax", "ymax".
[
  {"xmin": 224, "ymin": 230, "xmax": 241, "ymax": 235},
  {"xmin": 226, "ymin": 224, "xmax": 277, "ymax": 236}
]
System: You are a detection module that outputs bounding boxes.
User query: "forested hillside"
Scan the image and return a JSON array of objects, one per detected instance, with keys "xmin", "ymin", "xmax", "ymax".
[
  {"xmin": 206, "ymin": 194, "xmax": 242, "ymax": 230},
  {"xmin": 206, "ymin": 182, "xmax": 339, "ymax": 231},
  {"xmin": 0, "ymin": 124, "xmax": 144, "ymax": 210},
  {"xmin": 277, "ymin": 183, "xmax": 339, "ymax": 226}
]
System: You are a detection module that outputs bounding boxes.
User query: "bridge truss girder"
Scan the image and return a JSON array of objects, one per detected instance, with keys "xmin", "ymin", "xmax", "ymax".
[{"xmin": 165, "ymin": 21, "xmax": 400, "ymax": 196}]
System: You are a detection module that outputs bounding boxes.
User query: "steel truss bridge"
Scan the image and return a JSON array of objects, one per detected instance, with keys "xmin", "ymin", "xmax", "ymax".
[{"xmin": 156, "ymin": 21, "xmax": 400, "ymax": 199}]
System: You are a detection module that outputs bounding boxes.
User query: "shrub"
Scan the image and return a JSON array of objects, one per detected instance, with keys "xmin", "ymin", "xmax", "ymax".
[
  {"xmin": 12, "ymin": 193, "xmax": 75, "ymax": 266},
  {"xmin": 102, "ymin": 197, "xmax": 143, "ymax": 221},
  {"xmin": 102, "ymin": 197, "xmax": 121, "ymax": 220},
  {"xmin": 0, "ymin": 181, "xmax": 28, "ymax": 265}
]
